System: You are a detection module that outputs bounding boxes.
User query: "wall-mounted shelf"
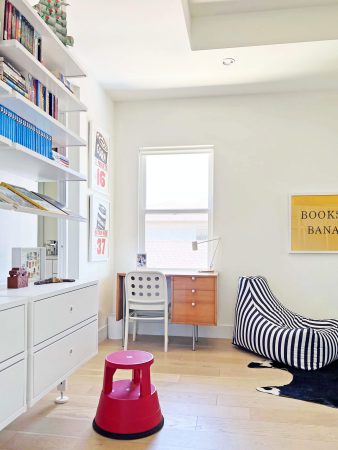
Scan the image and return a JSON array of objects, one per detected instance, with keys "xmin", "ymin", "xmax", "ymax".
[
  {"xmin": 0, "ymin": 41, "xmax": 87, "ymax": 112},
  {"xmin": 0, "ymin": 136, "xmax": 86, "ymax": 182},
  {"xmin": 0, "ymin": 200, "xmax": 86, "ymax": 222},
  {"xmin": 0, "ymin": 80, "xmax": 86, "ymax": 147},
  {"xmin": 9, "ymin": 0, "xmax": 86, "ymax": 78}
]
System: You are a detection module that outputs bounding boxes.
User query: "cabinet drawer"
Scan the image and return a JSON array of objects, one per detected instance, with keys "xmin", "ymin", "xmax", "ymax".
[
  {"xmin": 173, "ymin": 289, "xmax": 215, "ymax": 304},
  {"xmin": 33, "ymin": 320, "xmax": 98, "ymax": 399},
  {"xmin": 33, "ymin": 284, "xmax": 98, "ymax": 345},
  {"xmin": 172, "ymin": 276, "xmax": 216, "ymax": 291},
  {"xmin": 0, "ymin": 359, "xmax": 25, "ymax": 426},
  {"xmin": 171, "ymin": 302, "xmax": 216, "ymax": 325},
  {"xmin": 0, "ymin": 306, "xmax": 25, "ymax": 363}
]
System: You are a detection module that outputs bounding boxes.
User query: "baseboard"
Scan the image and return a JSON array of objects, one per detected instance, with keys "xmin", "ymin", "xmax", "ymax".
[
  {"xmin": 107, "ymin": 318, "xmax": 233, "ymax": 340},
  {"xmin": 98, "ymin": 325, "xmax": 108, "ymax": 343},
  {"xmin": 135, "ymin": 323, "xmax": 234, "ymax": 339}
]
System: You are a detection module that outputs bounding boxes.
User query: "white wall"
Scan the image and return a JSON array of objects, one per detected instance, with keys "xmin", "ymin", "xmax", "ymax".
[
  {"xmin": 70, "ymin": 75, "xmax": 115, "ymax": 340},
  {"xmin": 114, "ymin": 91, "xmax": 338, "ymax": 338}
]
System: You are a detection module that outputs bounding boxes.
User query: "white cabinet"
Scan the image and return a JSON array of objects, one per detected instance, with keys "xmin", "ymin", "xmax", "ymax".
[
  {"xmin": 0, "ymin": 280, "xmax": 98, "ymax": 426},
  {"xmin": 27, "ymin": 281, "xmax": 98, "ymax": 406},
  {"xmin": 0, "ymin": 298, "xmax": 27, "ymax": 431},
  {"xmin": 32, "ymin": 320, "xmax": 97, "ymax": 400}
]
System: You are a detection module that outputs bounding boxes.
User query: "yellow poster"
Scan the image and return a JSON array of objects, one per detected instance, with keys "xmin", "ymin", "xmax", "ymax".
[{"xmin": 291, "ymin": 195, "xmax": 338, "ymax": 252}]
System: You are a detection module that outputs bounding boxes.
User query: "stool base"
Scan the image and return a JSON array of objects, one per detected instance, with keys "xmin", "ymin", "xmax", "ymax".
[{"xmin": 92, "ymin": 416, "xmax": 164, "ymax": 440}]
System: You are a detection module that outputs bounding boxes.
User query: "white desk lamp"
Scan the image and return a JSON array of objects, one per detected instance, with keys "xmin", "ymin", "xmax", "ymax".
[{"xmin": 192, "ymin": 237, "xmax": 221, "ymax": 272}]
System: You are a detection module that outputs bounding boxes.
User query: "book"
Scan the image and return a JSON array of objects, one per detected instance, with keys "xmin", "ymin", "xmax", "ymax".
[
  {"xmin": 0, "ymin": 185, "xmax": 38, "ymax": 209},
  {"xmin": 0, "ymin": 183, "xmax": 66, "ymax": 214},
  {"xmin": 33, "ymin": 192, "xmax": 85, "ymax": 221}
]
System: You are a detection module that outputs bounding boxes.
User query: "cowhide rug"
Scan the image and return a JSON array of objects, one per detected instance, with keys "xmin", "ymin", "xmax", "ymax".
[{"xmin": 248, "ymin": 359, "xmax": 338, "ymax": 408}]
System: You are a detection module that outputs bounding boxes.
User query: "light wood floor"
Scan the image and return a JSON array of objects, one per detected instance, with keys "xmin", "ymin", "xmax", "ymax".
[{"xmin": 1, "ymin": 337, "xmax": 338, "ymax": 450}]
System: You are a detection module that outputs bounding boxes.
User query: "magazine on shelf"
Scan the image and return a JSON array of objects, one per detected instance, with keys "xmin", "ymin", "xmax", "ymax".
[
  {"xmin": 33, "ymin": 192, "xmax": 85, "ymax": 220},
  {"xmin": 0, "ymin": 182, "xmax": 66, "ymax": 214},
  {"xmin": 0, "ymin": 184, "xmax": 38, "ymax": 209}
]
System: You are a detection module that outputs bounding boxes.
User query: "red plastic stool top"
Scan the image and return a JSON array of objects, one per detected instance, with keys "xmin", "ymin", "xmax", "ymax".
[{"xmin": 93, "ymin": 350, "xmax": 164, "ymax": 440}]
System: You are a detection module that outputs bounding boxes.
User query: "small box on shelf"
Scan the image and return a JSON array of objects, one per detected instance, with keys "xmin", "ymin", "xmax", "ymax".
[{"xmin": 7, "ymin": 267, "xmax": 29, "ymax": 289}]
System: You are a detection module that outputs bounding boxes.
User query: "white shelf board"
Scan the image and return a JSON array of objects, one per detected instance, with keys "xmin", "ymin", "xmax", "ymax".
[
  {"xmin": 0, "ymin": 136, "xmax": 86, "ymax": 182},
  {"xmin": 0, "ymin": 41, "xmax": 87, "ymax": 112},
  {"xmin": 0, "ymin": 201, "xmax": 86, "ymax": 222},
  {"xmin": 10, "ymin": 0, "xmax": 86, "ymax": 78},
  {"xmin": 0, "ymin": 81, "xmax": 86, "ymax": 147}
]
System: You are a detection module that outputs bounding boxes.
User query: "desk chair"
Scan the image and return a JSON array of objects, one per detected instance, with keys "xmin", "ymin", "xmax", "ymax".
[{"xmin": 124, "ymin": 271, "xmax": 168, "ymax": 352}]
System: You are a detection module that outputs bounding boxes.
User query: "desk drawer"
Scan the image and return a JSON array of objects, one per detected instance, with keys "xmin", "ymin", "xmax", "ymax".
[
  {"xmin": 173, "ymin": 289, "xmax": 215, "ymax": 304},
  {"xmin": 0, "ymin": 305, "xmax": 25, "ymax": 363},
  {"xmin": 172, "ymin": 276, "xmax": 216, "ymax": 291},
  {"xmin": 33, "ymin": 320, "xmax": 97, "ymax": 399},
  {"xmin": 33, "ymin": 284, "xmax": 98, "ymax": 345},
  {"xmin": 0, "ymin": 359, "xmax": 25, "ymax": 426},
  {"xmin": 171, "ymin": 301, "xmax": 216, "ymax": 325}
]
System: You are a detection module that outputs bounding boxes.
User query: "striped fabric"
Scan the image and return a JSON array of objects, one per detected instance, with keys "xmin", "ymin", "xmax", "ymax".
[{"xmin": 233, "ymin": 276, "xmax": 338, "ymax": 370}]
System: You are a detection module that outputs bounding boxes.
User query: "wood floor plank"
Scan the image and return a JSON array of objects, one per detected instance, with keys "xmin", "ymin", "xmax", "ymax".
[{"xmin": 1, "ymin": 337, "xmax": 337, "ymax": 450}]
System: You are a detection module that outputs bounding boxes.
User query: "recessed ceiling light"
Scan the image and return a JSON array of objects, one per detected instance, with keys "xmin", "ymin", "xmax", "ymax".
[{"xmin": 222, "ymin": 58, "xmax": 236, "ymax": 66}]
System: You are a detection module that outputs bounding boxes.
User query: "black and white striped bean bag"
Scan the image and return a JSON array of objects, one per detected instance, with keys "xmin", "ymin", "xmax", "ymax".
[{"xmin": 233, "ymin": 276, "xmax": 338, "ymax": 370}]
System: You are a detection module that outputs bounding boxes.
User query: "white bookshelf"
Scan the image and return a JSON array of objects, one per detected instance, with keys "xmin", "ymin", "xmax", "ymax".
[
  {"xmin": 9, "ymin": 0, "xmax": 86, "ymax": 78},
  {"xmin": 0, "ymin": 0, "xmax": 87, "ymax": 225},
  {"xmin": 0, "ymin": 81, "xmax": 86, "ymax": 147},
  {"xmin": 0, "ymin": 41, "xmax": 86, "ymax": 112},
  {"xmin": 0, "ymin": 136, "xmax": 86, "ymax": 182},
  {"xmin": 0, "ymin": 201, "xmax": 86, "ymax": 222}
]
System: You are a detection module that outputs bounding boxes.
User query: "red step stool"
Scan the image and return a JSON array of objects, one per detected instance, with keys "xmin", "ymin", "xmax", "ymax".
[{"xmin": 93, "ymin": 350, "xmax": 164, "ymax": 440}]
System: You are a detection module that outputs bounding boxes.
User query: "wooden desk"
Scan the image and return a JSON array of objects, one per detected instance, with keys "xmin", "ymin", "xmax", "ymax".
[{"xmin": 115, "ymin": 271, "xmax": 218, "ymax": 349}]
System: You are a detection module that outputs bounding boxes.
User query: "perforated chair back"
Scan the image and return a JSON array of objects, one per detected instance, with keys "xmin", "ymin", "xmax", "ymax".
[
  {"xmin": 125, "ymin": 271, "xmax": 167, "ymax": 311},
  {"xmin": 124, "ymin": 271, "xmax": 169, "ymax": 351}
]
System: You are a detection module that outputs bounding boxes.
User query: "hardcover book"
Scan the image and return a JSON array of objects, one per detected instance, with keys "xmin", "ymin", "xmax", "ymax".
[
  {"xmin": 33, "ymin": 192, "xmax": 85, "ymax": 220},
  {"xmin": 0, "ymin": 185, "xmax": 38, "ymax": 209},
  {"xmin": 0, "ymin": 183, "xmax": 66, "ymax": 214}
]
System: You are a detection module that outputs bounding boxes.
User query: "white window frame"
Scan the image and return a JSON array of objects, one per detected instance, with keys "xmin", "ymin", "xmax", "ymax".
[{"xmin": 138, "ymin": 145, "xmax": 214, "ymax": 269}]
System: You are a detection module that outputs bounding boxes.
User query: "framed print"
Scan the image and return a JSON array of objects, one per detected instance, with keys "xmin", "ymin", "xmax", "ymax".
[
  {"xmin": 290, "ymin": 194, "xmax": 338, "ymax": 253},
  {"xmin": 89, "ymin": 122, "xmax": 110, "ymax": 195},
  {"xmin": 136, "ymin": 253, "xmax": 147, "ymax": 268},
  {"xmin": 89, "ymin": 195, "xmax": 110, "ymax": 261},
  {"xmin": 12, "ymin": 247, "xmax": 46, "ymax": 283}
]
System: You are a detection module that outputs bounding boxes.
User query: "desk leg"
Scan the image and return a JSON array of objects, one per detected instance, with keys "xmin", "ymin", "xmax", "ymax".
[
  {"xmin": 195, "ymin": 325, "xmax": 198, "ymax": 343},
  {"xmin": 192, "ymin": 326, "xmax": 196, "ymax": 351}
]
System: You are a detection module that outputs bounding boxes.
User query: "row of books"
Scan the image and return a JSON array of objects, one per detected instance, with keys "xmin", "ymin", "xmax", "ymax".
[
  {"xmin": 3, "ymin": 0, "xmax": 42, "ymax": 62},
  {"xmin": 0, "ymin": 182, "xmax": 84, "ymax": 220},
  {"xmin": 0, "ymin": 56, "xmax": 59, "ymax": 120},
  {"xmin": 0, "ymin": 104, "xmax": 52, "ymax": 158},
  {"xmin": 52, "ymin": 149, "xmax": 69, "ymax": 167},
  {"xmin": 26, "ymin": 74, "xmax": 59, "ymax": 120},
  {"xmin": 0, "ymin": 56, "xmax": 27, "ymax": 95}
]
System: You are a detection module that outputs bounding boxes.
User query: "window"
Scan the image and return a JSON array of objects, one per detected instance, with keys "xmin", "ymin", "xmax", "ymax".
[{"xmin": 139, "ymin": 146, "xmax": 213, "ymax": 269}]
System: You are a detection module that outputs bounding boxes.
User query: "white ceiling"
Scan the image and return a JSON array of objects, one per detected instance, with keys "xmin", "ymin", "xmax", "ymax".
[
  {"xmin": 67, "ymin": 0, "xmax": 338, "ymax": 100},
  {"xmin": 190, "ymin": 0, "xmax": 338, "ymax": 16}
]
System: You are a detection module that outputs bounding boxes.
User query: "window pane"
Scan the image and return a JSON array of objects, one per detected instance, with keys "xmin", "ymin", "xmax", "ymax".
[
  {"xmin": 145, "ymin": 213, "xmax": 208, "ymax": 269},
  {"xmin": 146, "ymin": 153, "xmax": 209, "ymax": 210}
]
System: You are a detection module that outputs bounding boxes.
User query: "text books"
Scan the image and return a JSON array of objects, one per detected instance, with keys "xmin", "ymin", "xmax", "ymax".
[
  {"xmin": 0, "ymin": 104, "xmax": 52, "ymax": 158},
  {"xmin": 3, "ymin": 0, "xmax": 42, "ymax": 61}
]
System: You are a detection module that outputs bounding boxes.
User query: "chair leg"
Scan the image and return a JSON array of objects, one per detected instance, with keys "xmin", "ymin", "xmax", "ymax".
[
  {"xmin": 164, "ymin": 309, "xmax": 168, "ymax": 352},
  {"xmin": 133, "ymin": 317, "xmax": 137, "ymax": 342},
  {"xmin": 124, "ymin": 313, "xmax": 129, "ymax": 351}
]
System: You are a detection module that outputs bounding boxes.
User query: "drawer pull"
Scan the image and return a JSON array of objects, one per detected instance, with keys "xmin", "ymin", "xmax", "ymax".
[
  {"xmin": 69, "ymin": 305, "xmax": 74, "ymax": 312},
  {"xmin": 191, "ymin": 302, "xmax": 196, "ymax": 307},
  {"xmin": 192, "ymin": 289, "xmax": 196, "ymax": 294},
  {"xmin": 69, "ymin": 348, "xmax": 73, "ymax": 355},
  {"xmin": 191, "ymin": 277, "xmax": 195, "ymax": 281}
]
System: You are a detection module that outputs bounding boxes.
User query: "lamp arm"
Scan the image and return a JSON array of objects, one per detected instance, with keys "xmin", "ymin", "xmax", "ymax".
[
  {"xmin": 209, "ymin": 238, "xmax": 221, "ymax": 270},
  {"xmin": 197, "ymin": 237, "xmax": 220, "ymax": 245}
]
